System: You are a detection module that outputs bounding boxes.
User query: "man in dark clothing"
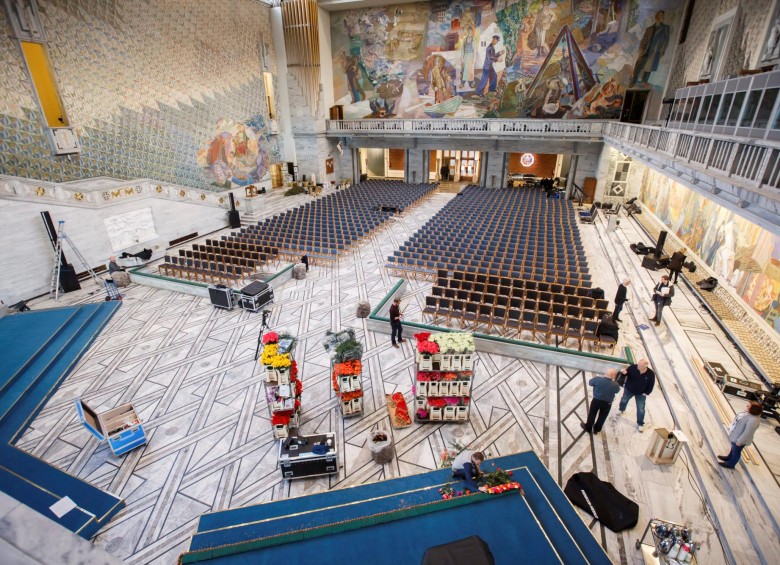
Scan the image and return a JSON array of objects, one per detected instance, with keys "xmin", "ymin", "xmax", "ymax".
[
  {"xmin": 650, "ymin": 275, "xmax": 674, "ymax": 326},
  {"xmin": 301, "ymin": 255, "xmax": 309, "ymax": 272},
  {"xmin": 108, "ymin": 256, "xmax": 125, "ymax": 274},
  {"xmin": 612, "ymin": 278, "xmax": 631, "ymax": 322},
  {"xmin": 667, "ymin": 251, "xmax": 686, "ymax": 284},
  {"xmin": 581, "ymin": 368, "xmax": 622, "ymax": 434},
  {"xmin": 616, "ymin": 359, "xmax": 655, "ymax": 431},
  {"xmin": 440, "ymin": 164, "xmax": 450, "ymax": 181},
  {"xmin": 389, "ymin": 297, "xmax": 404, "ymax": 348}
]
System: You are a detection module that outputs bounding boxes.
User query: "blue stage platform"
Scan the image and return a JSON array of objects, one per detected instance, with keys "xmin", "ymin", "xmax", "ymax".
[
  {"xmin": 0, "ymin": 303, "xmax": 124, "ymax": 538},
  {"xmin": 181, "ymin": 452, "xmax": 610, "ymax": 564}
]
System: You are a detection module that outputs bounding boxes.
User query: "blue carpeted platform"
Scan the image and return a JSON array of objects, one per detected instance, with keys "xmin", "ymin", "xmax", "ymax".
[
  {"xmin": 0, "ymin": 302, "xmax": 125, "ymax": 538},
  {"xmin": 183, "ymin": 452, "xmax": 610, "ymax": 564}
]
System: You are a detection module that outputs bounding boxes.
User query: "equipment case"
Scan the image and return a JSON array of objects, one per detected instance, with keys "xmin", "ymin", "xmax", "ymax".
[
  {"xmin": 278, "ymin": 432, "xmax": 338, "ymax": 479},
  {"xmin": 75, "ymin": 399, "xmax": 147, "ymax": 456}
]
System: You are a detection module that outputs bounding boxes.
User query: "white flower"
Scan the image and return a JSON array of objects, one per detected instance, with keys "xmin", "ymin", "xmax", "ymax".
[{"xmin": 430, "ymin": 332, "xmax": 475, "ymax": 354}]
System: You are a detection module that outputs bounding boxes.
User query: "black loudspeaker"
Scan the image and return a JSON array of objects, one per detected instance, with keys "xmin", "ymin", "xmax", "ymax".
[
  {"xmin": 287, "ymin": 162, "xmax": 295, "ymax": 175},
  {"xmin": 655, "ymin": 231, "xmax": 667, "ymax": 258},
  {"xmin": 228, "ymin": 210, "xmax": 241, "ymax": 228},
  {"xmin": 59, "ymin": 264, "xmax": 81, "ymax": 292},
  {"xmin": 642, "ymin": 256, "xmax": 660, "ymax": 270},
  {"xmin": 228, "ymin": 192, "xmax": 237, "ymax": 211}
]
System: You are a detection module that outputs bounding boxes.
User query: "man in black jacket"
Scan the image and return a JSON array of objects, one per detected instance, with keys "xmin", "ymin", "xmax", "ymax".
[
  {"xmin": 612, "ymin": 278, "xmax": 631, "ymax": 322},
  {"xmin": 668, "ymin": 251, "xmax": 686, "ymax": 283},
  {"xmin": 389, "ymin": 298, "xmax": 404, "ymax": 348},
  {"xmin": 616, "ymin": 359, "xmax": 655, "ymax": 432},
  {"xmin": 650, "ymin": 275, "xmax": 674, "ymax": 326}
]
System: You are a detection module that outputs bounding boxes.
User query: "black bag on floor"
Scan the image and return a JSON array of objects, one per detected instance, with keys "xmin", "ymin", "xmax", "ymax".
[
  {"xmin": 588, "ymin": 287, "xmax": 605, "ymax": 299},
  {"xmin": 564, "ymin": 472, "xmax": 638, "ymax": 532},
  {"xmin": 697, "ymin": 277, "xmax": 718, "ymax": 291}
]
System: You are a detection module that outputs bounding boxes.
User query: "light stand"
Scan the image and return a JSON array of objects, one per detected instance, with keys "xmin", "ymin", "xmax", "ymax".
[{"xmin": 254, "ymin": 309, "xmax": 272, "ymax": 361}]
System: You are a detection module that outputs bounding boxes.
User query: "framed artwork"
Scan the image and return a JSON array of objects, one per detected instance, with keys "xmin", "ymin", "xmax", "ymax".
[
  {"xmin": 699, "ymin": 8, "xmax": 738, "ymax": 81},
  {"xmin": 757, "ymin": 0, "xmax": 780, "ymax": 68}
]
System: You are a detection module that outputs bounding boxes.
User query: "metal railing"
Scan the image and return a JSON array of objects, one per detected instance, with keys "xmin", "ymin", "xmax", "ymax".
[
  {"xmin": 603, "ymin": 122, "xmax": 780, "ymax": 192},
  {"xmin": 326, "ymin": 119, "xmax": 608, "ymax": 136}
]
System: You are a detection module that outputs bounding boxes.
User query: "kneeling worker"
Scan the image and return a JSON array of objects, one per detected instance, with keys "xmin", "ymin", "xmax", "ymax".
[{"xmin": 451, "ymin": 450, "xmax": 485, "ymax": 492}]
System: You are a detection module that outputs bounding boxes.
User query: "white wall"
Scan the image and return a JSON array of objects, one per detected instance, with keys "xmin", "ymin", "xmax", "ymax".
[{"xmin": 0, "ymin": 198, "xmax": 231, "ymax": 304}]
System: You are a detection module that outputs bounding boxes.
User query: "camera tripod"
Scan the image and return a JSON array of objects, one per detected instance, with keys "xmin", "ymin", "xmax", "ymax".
[{"xmin": 254, "ymin": 309, "xmax": 272, "ymax": 361}]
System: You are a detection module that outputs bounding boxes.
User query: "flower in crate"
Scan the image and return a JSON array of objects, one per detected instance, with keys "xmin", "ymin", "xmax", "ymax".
[
  {"xmin": 270, "ymin": 354, "xmax": 292, "ymax": 368},
  {"xmin": 290, "ymin": 360, "xmax": 298, "ymax": 380},
  {"xmin": 271, "ymin": 413, "xmax": 291, "ymax": 426},
  {"xmin": 431, "ymin": 332, "xmax": 474, "ymax": 354},
  {"xmin": 295, "ymin": 380, "xmax": 303, "ymax": 396},
  {"xmin": 416, "ymin": 409, "xmax": 429, "ymax": 420},
  {"xmin": 427, "ymin": 397, "xmax": 446, "ymax": 408},
  {"xmin": 262, "ymin": 332, "xmax": 279, "ymax": 344},
  {"xmin": 442, "ymin": 372, "xmax": 458, "ymax": 381},
  {"xmin": 341, "ymin": 390, "xmax": 364, "ymax": 401},
  {"xmin": 413, "ymin": 332, "xmax": 432, "ymax": 342},
  {"xmin": 260, "ymin": 344, "xmax": 278, "ymax": 365},
  {"xmin": 462, "ymin": 397, "xmax": 470, "ymax": 405},
  {"xmin": 418, "ymin": 340, "xmax": 440, "ymax": 355},
  {"xmin": 417, "ymin": 372, "xmax": 431, "ymax": 382},
  {"xmin": 444, "ymin": 396, "xmax": 460, "ymax": 406},
  {"xmin": 335, "ymin": 359, "xmax": 362, "ymax": 376}
]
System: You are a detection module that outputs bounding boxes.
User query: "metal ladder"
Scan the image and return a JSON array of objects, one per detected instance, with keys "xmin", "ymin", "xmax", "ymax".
[{"xmin": 49, "ymin": 220, "xmax": 102, "ymax": 301}]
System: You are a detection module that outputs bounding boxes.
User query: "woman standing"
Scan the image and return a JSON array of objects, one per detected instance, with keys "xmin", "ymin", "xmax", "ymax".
[
  {"xmin": 718, "ymin": 401, "xmax": 762, "ymax": 469},
  {"xmin": 460, "ymin": 25, "xmax": 475, "ymax": 88}
]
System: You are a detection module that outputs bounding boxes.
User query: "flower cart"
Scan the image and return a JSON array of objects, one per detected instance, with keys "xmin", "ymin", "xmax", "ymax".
[
  {"xmin": 260, "ymin": 332, "xmax": 302, "ymax": 439},
  {"xmin": 414, "ymin": 332, "xmax": 476, "ymax": 424},
  {"xmin": 324, "ymin": 330, "xmax": 365, "ymax": 418}
]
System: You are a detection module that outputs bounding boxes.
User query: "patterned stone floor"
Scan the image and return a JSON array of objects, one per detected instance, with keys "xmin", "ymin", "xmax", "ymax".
[{"xmin": 19, "ymin": 187, "xmax": 780, "ymax": 564}]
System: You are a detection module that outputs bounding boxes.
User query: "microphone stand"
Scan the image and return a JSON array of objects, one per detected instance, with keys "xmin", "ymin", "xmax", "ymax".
[{"xmin": 254, "ymin": 309, "xmax": 271, "ymax": 361}]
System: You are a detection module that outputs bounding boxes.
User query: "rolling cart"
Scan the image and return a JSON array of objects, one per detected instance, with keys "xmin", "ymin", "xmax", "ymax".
[
  {"xmin": 635, "ymin": 518, "xmax": 698, "ymax": 564},
  {"xmin": 104, "ymin": 279, "xmax": 124, "ymax": 301}
]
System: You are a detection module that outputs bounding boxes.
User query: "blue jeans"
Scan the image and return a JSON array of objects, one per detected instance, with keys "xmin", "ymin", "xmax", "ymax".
[
  {"xmin": 723, "ymin": 442, "xmax": 745, "ymax": 468},
  {"xmin": 452, "ymin": 462, "xmax": 479, "ymax": 492},
  {"xmin": 618, "ymin": 389, "xmax": 646, "ymax": 426}
]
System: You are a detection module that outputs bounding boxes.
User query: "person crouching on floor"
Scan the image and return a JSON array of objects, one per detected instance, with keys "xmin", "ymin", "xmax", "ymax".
[{"xmin": 451, "ymin": 450, "xmax": 485, "ymax": 492}]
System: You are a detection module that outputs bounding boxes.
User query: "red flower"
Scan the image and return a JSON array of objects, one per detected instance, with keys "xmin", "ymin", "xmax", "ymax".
[
  {"xmin": 413, "ymin": 332, "xmax": 431, "ymax": 342},
  {"xmin": 418, "ymin": 340, "xmax": 440, "ymax": 355},
  {"xmin": 263, "ymin": 332, "xmax": 279, "ymax": 344}
]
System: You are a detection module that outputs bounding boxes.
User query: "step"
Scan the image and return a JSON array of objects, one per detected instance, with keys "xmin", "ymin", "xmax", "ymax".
[
  {"xmin": 0, "ymin": 307, "xmax": 80, "ymax": 397},
  {"xmin": 0, "ymin": 464, "xmax": 96, "ymax": 536}
]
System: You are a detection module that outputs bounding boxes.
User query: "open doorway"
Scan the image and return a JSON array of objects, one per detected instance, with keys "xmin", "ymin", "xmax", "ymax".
[
  {"xmin": 428, "ymin": 150, "xmax": 481, "ymax": 183},
  {"xmin": 358, "ymin": 148, "xmax": 405, "ymax": 179},
  {"xmin": 620, "ymin": 89, "xmax": 650, "ymax": 123}
]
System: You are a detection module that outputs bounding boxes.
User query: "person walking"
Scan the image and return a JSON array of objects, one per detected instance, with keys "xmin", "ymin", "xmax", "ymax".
[
  {"xmin": 616, "ymin": 359, "xmax": 655, "ymax": 432},
  {"xmin": 650, "ymin": 275, "xmax": 674, "ymax": 326},
  {"xmin": 581, "ymin": 368, "xmax": 622, "ymax": 435},
  {"xmin": 718, "ymin": 401, "xmax": 762, "ymax": 469},
  {"xmin": 389, "ymin": 297, "xmax": 404, "ymax": 348},
  {"xmin": 612, "ymin": 278, "xmax": 631, "ymax": 322}
]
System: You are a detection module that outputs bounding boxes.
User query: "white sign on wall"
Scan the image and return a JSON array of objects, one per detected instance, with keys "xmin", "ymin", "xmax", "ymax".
[{"xmin": 104, "ymin": 208, "xmax": 158, "ymax": 251}]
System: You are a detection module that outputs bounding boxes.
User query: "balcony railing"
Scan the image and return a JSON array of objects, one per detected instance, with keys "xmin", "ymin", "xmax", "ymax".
[
  {"xmin": 603, "ymin": 122, "xmax": 780, "ymax": 191},
  {"xmin": 326, "ymin": 119, "xmax": 608, "ymax": 137}
]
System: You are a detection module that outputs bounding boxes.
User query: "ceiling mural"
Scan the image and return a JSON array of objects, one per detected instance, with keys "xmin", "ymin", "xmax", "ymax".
[{"xmin": 331, "ymin": 0, "xmax": 684, "ymax": 120}]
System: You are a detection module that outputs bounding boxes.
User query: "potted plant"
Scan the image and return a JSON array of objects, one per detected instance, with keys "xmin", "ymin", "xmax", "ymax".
[{"xmin": 368, "ymin": 429, "xmax": 394, "ymax": 464}]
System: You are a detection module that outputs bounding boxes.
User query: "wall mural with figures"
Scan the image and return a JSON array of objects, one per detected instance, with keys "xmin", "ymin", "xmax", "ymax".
[
  {"xmin": 197, "ymin": 116, "xmax": 271, "ymax": 189},
  {"xmin": 639, "ymin": 167, "xmax": 780, "ymax": 336},
  {"xmin": 331, "ymin": 0, "xmax": 684, "ymax": 120}
]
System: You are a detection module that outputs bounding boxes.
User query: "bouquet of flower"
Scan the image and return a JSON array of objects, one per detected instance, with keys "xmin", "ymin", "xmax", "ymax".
[
  {"xmin": 322, "ymin": 329, "xmax": 356, "ymax": 354},
  {"xmin": 290, "ymin": 360, "xmax": 298, "ymax": 381},
  {"xmin": 262, "ymin": 332, "xmax": 279, "ymax": 345},
  {"xmin": 295, "ymin": 379, "xmax": 303, "ymax": 396},
  {"xmin": 442, "ymin": 372, "xmax": 458, "ymax": 381},
  {"xmin": 391, "ymin": 392, "xmax": 411, "ymax": 426},
  {"xmin": 427, "ymin": 397, "xmax": 446, "ymax": 408},
  {"xmin": 334, "ymin": 359, "xmax": 362, "ymax": 376},
  {"xmin": 438, "ymin": 481, "xmax": 471, "ymax": 500},
  {"xmin": 417, "ymin": 339, "xmax": 440, "ymax": 355},
  {"xmin": 413, "ymin": 332, "xmax": 432, "ymax": 342},
  {"xmin": 334, "ymin": 338, "xmax": 364, "ymax": 363},
  {"xmin": 417, "ymin": 409, "xmax": 429, "ymax": 420},
  {"xmin": 480, "ymin": 464, "xmax": 514, "ymax": 488},
  {"xmin": 443, "ymin": 396, "xmax": 460, "ymax": 406}
]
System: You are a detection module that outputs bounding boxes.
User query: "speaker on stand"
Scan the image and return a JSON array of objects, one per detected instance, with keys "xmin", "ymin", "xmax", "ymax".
[
  {"xmin": 654, "ymin": 231, "xmax": 667, "ymax": 259},
  {"xmin": 41, "ymin": 211, "xmax": 81, "ymax": 293},
  {"xmin": 228, "ymin": 193, "xmax": 241, "ymax": 228}
]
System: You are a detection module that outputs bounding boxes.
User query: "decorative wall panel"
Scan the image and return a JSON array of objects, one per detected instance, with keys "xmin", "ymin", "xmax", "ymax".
[
  {"xmin": 0, "ymin": 0, "xmax": 276, "ymax": 190},
  {"xmin": 640, "ymin": 167, "xmax": 780, "ymax": 335},
  {"xmin": 330, "ymin": 0, "xmax": 684, "ymax": 120}
]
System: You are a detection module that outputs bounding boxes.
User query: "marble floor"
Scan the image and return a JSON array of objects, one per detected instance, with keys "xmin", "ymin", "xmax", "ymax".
[{"xmin": 19, "ymin": 187, "xmax": 780, "ymax": 564}]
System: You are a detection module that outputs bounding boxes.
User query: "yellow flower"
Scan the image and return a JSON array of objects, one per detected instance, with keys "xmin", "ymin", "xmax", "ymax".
[{"xmin": 260, "ymin": 344, "xmax": 278, "ymax": 365}]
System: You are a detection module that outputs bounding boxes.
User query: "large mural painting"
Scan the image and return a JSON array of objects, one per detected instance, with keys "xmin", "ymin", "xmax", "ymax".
[
  {"xmin": 197, "ymin": 116, "xmax": 271, "ymax": 189},
  {"xmin": 640, "ymin": 168, "xmax": 780, "ymax": 335},
  {"xmin": 331, "ymin": 0, "xmax": 683, "ymax": 120}
]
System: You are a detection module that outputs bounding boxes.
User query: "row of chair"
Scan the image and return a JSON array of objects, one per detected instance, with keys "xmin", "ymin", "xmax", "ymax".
[
  {"xmin": 422, "ymin": 299, "xmax": 615, "ymax": 350},
  {"xmin": 430, "ymin": 285, "xmax": 609, "ymax": 312},
  {"xmin": 438, "ymin": 270, "xmax": 596, "ymax": 295},
  {"xmin": 161, "ymin": 256, "xmax": 244, "ymax": 283}
]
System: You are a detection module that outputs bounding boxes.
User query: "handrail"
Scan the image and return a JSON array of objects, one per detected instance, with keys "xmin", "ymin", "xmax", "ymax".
[{"xmin": 326, "ymin": 118, "xmax": 610, "ymax": 136}]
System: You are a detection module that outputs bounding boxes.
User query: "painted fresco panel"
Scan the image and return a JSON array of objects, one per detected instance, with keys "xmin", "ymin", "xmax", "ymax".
[
  {"xmin": 640, "ymin": 168, "xmax": 780, "ymax": 335},
  {"xmin": 331, "ymin": 0, "xmax": 685, "ymax": 120}
]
